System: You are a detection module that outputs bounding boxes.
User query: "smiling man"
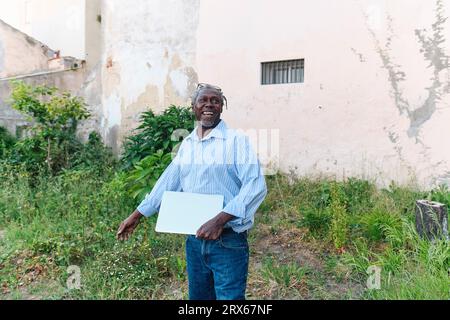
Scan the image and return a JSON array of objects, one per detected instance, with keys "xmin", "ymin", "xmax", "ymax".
[{"xmin": 116, "ymin": 83, "xmax": 267, "ymax": 300}]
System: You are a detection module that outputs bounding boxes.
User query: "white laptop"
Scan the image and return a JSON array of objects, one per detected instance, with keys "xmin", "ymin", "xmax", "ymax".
[{"xmin": 155, "ymin": 191, "xmax": 224, "ymax": 235}]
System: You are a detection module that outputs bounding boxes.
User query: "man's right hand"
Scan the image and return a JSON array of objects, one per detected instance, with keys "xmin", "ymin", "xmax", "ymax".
[{"xmin": 116, "ymin": 210, "xmax": 144, "ymax": 241}]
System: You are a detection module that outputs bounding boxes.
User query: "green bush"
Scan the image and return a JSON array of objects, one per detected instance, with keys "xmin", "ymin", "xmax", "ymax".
[
  {"xmin": 299, "ymin": 206, "xmax": 331, "ymax": 237},
  {"xmin": 120, "ymin": 105, "xmax": 195, "ymax": 171},
  {"xmin": 9, "ymin": 81, "xmax": 89, "ymax": 133},
  {"xmin": 313, "ymin": 181, "xmax": 332, "ymax": 209},
  {"xmin": 8, "ymin": 81, "xmax": 91, "ymax": 175},
  {"xmin": 342, "ymin": 178, "xmax": 375, "ymax": 214},
  {"xmin": 0, "ymin": 127, "xmax": 16, "ymax": 159},
  {"xmin": 123, "ymin": 150, "xmax": 172, "ymax": 203},
  {"xmin": 117, "ymin": 105, "xmax": 195, "ymax": 205},
  {"xmin": 5, "ymin": 82, "xmax": 116, "ymax": 177},
  {"xmin": 71, "ymin": 132, "xmax": 116, "ymax": 174}
]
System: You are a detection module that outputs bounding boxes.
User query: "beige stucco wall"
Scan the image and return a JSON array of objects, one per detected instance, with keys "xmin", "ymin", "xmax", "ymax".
[
  {"xmin": 85, "ymin": 0, "xmax": 102, "ymax": 70},
  {"xmin": 194, "ymin": 0, "xmax": 450, "ymax": 188},
  {"xmin": 0, "ymin": 19, "xmax": 51, "ymax": 78}
]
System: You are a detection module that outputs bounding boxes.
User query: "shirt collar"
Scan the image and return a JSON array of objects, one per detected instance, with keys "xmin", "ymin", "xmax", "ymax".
[{"xmin": 186, "ymin": 120, "xmax": 228, "ymax": 142}]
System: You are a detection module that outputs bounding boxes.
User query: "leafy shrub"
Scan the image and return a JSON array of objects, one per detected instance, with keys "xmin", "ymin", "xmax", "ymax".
[
  {"xmin": 0, "ymin": 127, "xmax": 16, "ymax": 159},
  {"xmin": 120, "ymin": 105, "xmax": 195, "ymax": 171},
  {"xmin": 9, "ymin": 81, "xmax": 89, "ymax": 134},
  {"xmin": 5, "ymin": 82, "xmax": 116, "ymax": 177},
  {"xmin": 71, "ymin": 132, "xmax": 116, "ymax": 174},
  {"xmin": 299, "ymin": 206, "xmax": 331, "ymax": 237},
  {"xmin": 123, "ymin": 150, "xmax": 172, "ymax": 203},
  {"xmin": 14, "ymin": 135, "xmax": 86, "ymax": 172},
  {"xmin": 8, "ymin": 81, "xmax": 90, "ymax": 175},
  {"xmin": 314, "ymin": 181, "xmax": 332, "ymax": 209},
  {"xmin": 342, "ymin": 178, "xmax": 375, "ymax": 214}
]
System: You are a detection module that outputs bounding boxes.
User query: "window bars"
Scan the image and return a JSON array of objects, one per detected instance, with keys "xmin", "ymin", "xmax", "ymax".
[{"xmin": 261, "ymin": 59, "xmax": 304, "ymax": 85}]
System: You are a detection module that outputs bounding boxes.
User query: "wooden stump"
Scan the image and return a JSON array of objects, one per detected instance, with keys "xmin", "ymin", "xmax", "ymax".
[{"xmin": 415, "ymin": 200, "xmax": 449, "ymax": 241}]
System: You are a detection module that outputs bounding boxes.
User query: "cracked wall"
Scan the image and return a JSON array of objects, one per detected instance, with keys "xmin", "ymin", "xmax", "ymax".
[
  {"xmin": 195, "ymin": 0, "xmax": 450, "ymax": 188},
  {"xmin": 361, "ymin": 0, "xmax": 450, "ymax": 186}
]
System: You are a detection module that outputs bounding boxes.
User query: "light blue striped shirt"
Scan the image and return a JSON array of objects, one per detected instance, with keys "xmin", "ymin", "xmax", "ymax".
[{"xmin": 136, "ymin": 120, "xmax": 267, "ymax": 233}]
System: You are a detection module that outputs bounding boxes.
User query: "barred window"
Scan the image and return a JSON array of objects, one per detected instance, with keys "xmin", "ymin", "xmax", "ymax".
[{"xmin": 261, "ymin": 59, "xmax": 304, "ymax": 85}]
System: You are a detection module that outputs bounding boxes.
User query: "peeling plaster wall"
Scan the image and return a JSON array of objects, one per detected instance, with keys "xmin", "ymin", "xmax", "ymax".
[
  {"xmin": 194, "ymin": 0, "xmax": 450, "ymax": 188},
  {"xmin": 75, "ymin": 62, "xmax": 102, "ymax": 143},
  {"xmin": 100, "ymin": 0, "xmax": 200, "ymax": 154}
]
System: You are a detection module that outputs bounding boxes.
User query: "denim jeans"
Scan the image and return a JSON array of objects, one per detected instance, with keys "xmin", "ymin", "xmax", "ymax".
[{"xmin": 185, "ymin": 228, "xmax": 249, "ymax": 300}]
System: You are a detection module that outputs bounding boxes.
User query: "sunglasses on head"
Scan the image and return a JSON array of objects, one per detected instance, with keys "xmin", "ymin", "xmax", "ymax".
[
  {"xmin": 196, "ymin": 83, "xmax": 223, "ymax": 92},
  {"xmin": 195, "ymin": 83, "xmax": 228, "ymax": 109}
]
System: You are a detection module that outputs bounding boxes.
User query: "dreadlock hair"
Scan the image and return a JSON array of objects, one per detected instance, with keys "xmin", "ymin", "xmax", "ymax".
[{"xmin": 191, "ymin": 83, "xmax": 228, "ymax": 109}]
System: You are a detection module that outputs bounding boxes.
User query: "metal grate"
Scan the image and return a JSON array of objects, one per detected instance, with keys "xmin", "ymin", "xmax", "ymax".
[{"xmin": 261, "ymin": 59, "xmax": 304, "ymax": 85}]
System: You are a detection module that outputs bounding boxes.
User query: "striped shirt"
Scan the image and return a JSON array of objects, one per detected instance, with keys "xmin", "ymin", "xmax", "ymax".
[{"xmin": 136, "ymin": 120, "xmax": 267, "ymax": 233}]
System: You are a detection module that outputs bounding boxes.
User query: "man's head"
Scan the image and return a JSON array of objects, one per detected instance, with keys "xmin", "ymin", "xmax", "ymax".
[{"xmin": 191, "ymin": 83, "xmax": 227, "ymax": 128}]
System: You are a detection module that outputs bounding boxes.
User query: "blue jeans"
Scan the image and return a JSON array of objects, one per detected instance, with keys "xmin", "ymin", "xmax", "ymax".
[{"xmin": 185, "ymin": 228, "xmax": 249, "ymax": 300}]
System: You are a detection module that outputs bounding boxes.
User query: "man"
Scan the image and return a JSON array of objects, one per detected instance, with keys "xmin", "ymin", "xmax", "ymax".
[{"xmin": 116, "ymin": 83, "xmax": 267, "ymax": 300}]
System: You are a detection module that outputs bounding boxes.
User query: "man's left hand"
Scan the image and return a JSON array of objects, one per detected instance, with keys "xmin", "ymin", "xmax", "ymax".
[{"xmin": 196, "ymin": 212, "xmax": 234, "ymax": 240}]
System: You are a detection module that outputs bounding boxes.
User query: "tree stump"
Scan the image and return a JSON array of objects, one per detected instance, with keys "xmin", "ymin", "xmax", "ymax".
[{"xmin": 415, "ymin": 200, "xmax": 449, "ymax": 241}]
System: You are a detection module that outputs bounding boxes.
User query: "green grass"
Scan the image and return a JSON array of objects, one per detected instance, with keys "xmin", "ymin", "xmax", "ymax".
[
  {"xmin": 0, "ymin": 164, "xmax": 187, "ymax": 299},
  {"xmin": 261, "ymin": 256, "xmax": 310, "ymax": 288},
  {"xmin": 0, "ymin": 167, "xmax": 448, "ymax": 300},
  {"xmin": 257, "ymin": 174, "xmax": 449, "ymax": 299}
]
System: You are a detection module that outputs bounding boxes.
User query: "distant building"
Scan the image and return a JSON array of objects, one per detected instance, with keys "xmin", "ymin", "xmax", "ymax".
[
  {"xmin": 1, "ymin": 0, "xmax": 450, "ymax": 188},
  {"xmin": 0, "ymin": 0, "xmax": 101, "ymax": 68}
]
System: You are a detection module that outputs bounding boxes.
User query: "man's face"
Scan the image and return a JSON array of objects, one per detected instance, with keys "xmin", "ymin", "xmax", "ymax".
[{"xmin": 193, "ymin": 89, "xmax": 223, "ymax": 128}]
